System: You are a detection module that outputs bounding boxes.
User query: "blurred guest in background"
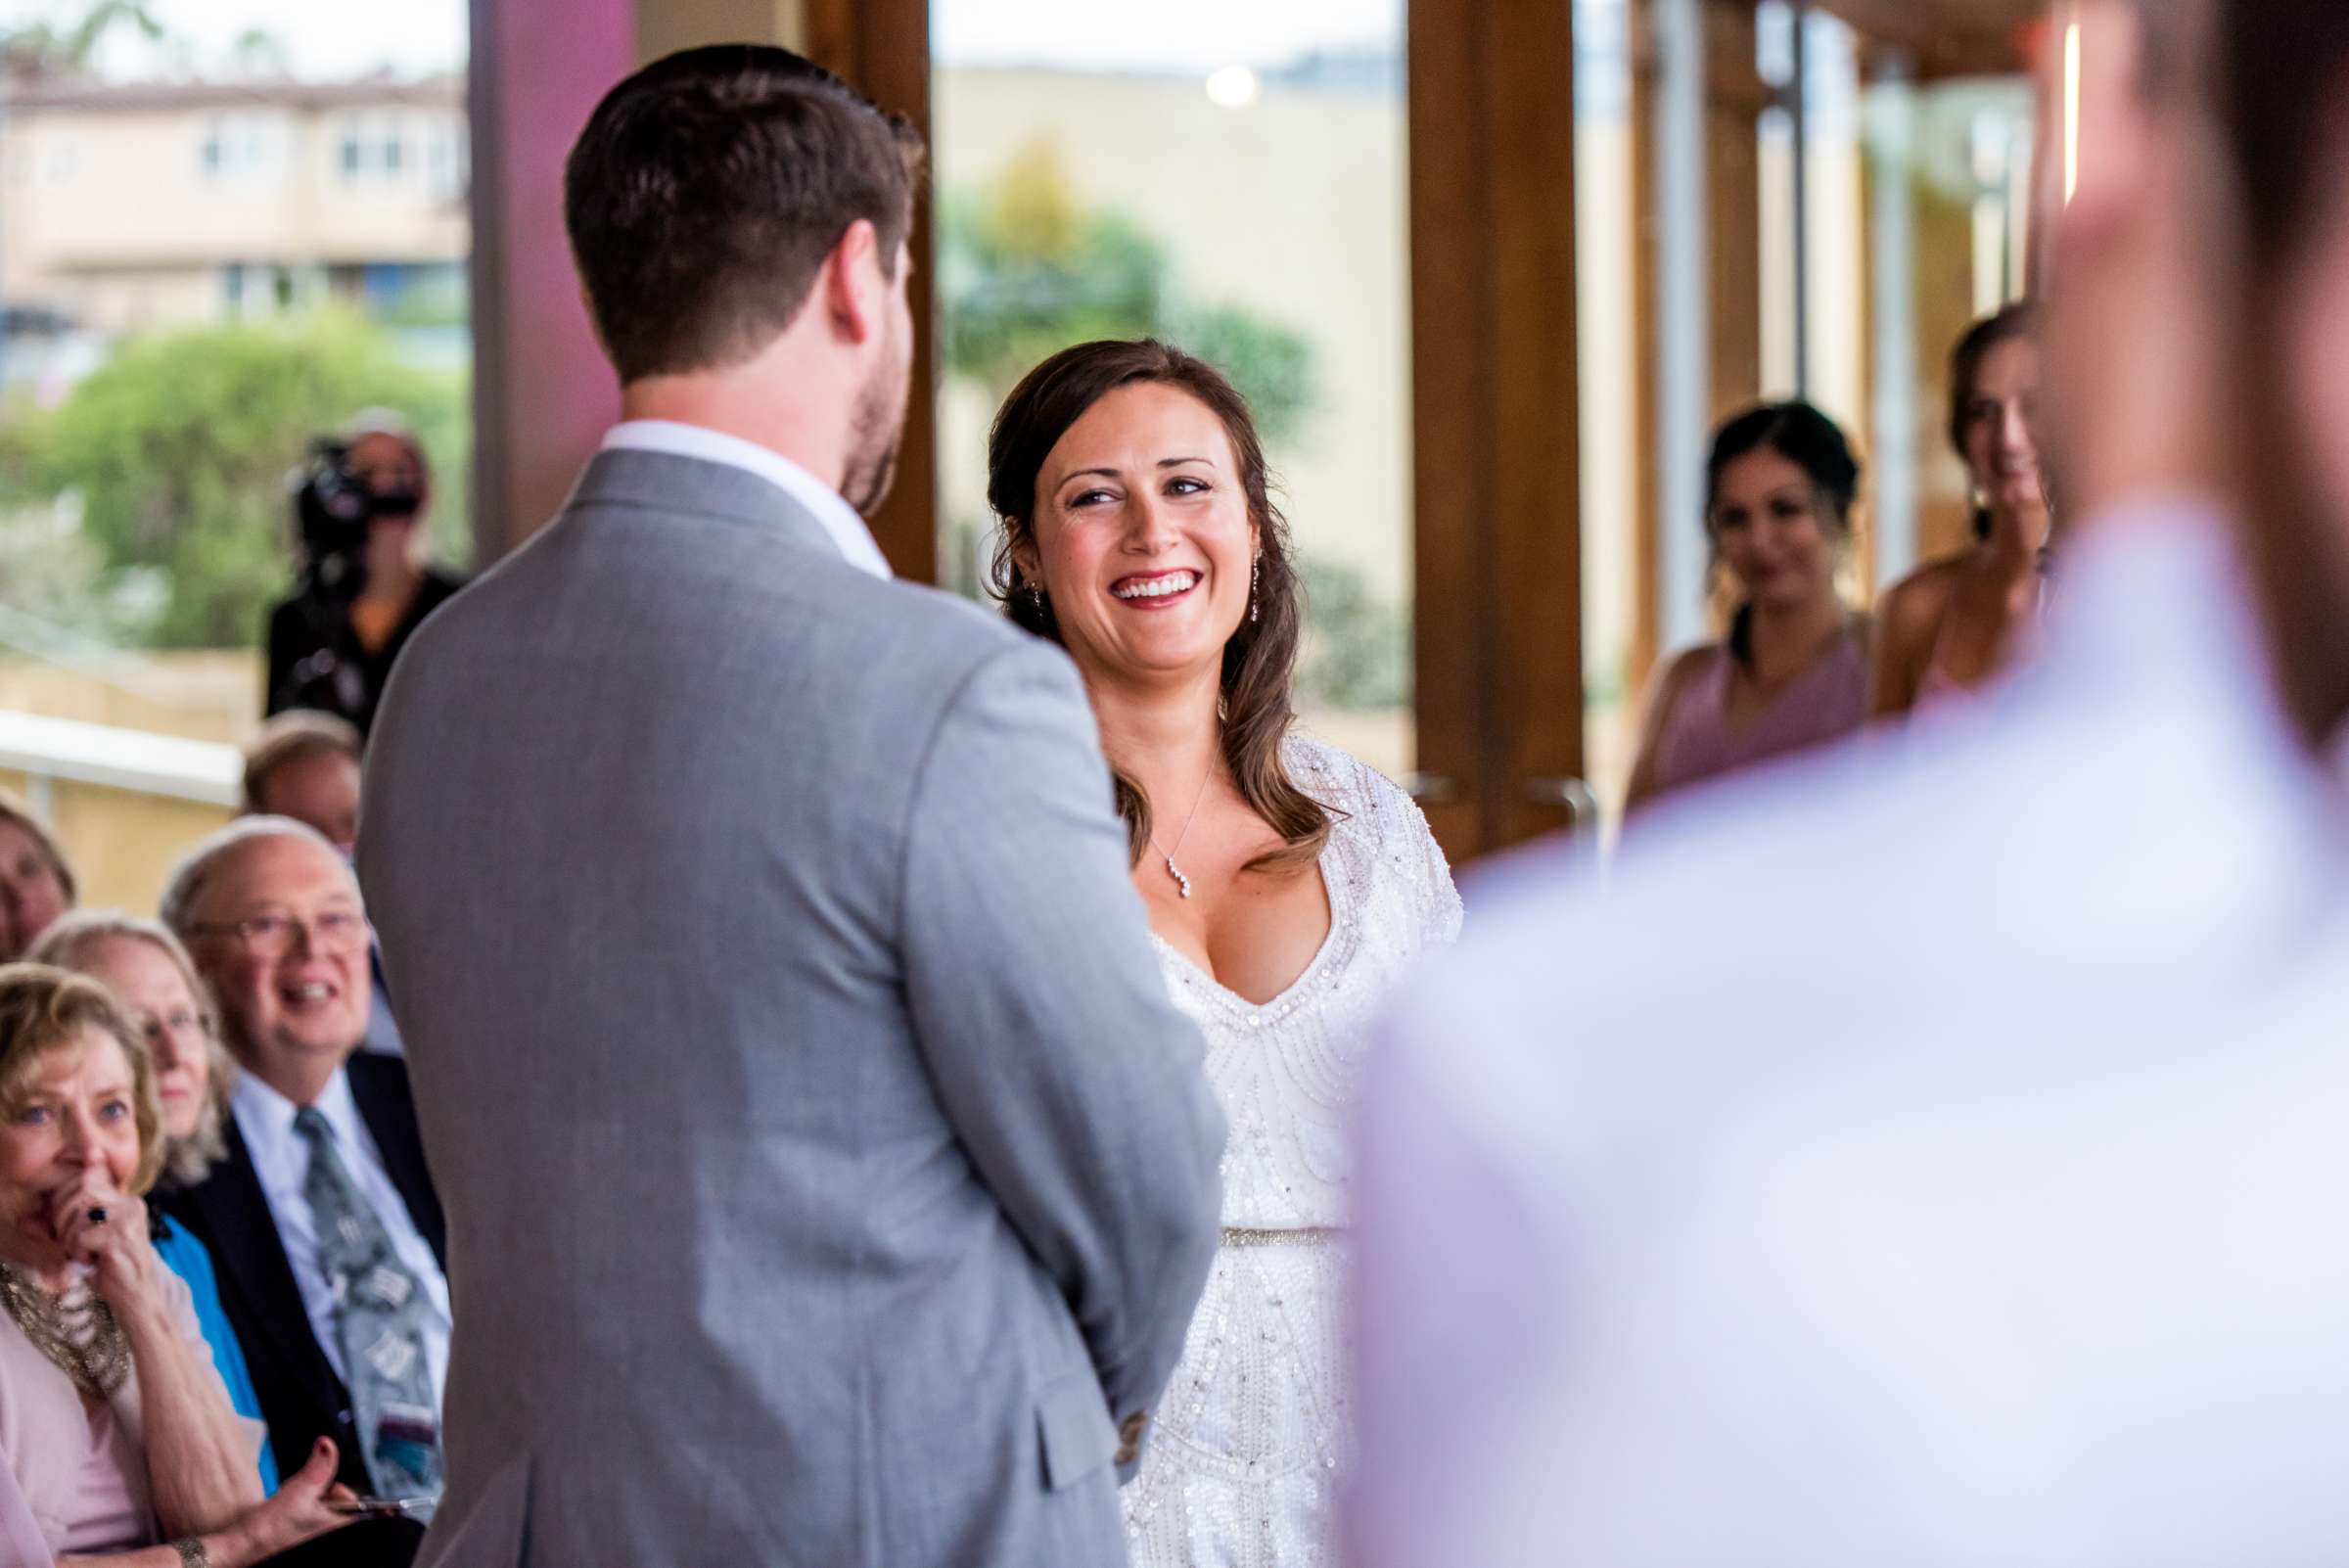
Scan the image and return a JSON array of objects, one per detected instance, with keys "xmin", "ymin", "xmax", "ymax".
[
  {"xmin": 1625, "ymin": 402, "xmax": 1869, "ymax": 813},
  {"xmin": 0, "ymin": 788, "xmax": 73, "ymax": 964},
  {"xmin": 242, "ymin": 714, "xmax": 363, "ymax": 855},
  {"xmin": 1871, "ymin": 303, "xmax": 2049, "ymax": 717},
  {"xmin": 1352, "ymin": 0, "xmax": 2349, "ymax": 1562},
  {"xmin": 265, "ymin": 412, "xmax": 464, "ymax": 741},
  {"xmin": 0, "ymin": 963, "xmax": 355, "ymax": 1565},
  {"xmin": 29, "ymin": 910, "xmax": 279, "ymax": 1492},
  {"xmin": 238, "ymin": 713, "xmax": 400, "ymax": 1057},
  {"xmin": 160, "ymin": 820, "xmax": 441, "ymax": 1567}
]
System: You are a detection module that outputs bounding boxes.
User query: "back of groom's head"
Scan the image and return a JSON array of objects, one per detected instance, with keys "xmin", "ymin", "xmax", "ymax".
[{"xmin": 565, "ymin": 45, "xmax": 922, "ymax": 386}]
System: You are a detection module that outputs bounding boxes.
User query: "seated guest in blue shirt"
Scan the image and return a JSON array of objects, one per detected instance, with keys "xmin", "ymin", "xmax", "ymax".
[{"xmin": 28, "ymin": 910, "xmax": 279, "ymax": 1492}]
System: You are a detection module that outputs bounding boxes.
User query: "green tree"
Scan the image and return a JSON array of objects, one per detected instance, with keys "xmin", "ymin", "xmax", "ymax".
[
  {"xmin": 0, "ymin": 0, "xmax": 165, "ymax": 78},
  {"xmin": 1296, "ymin": 555, "xmax": 1408, "ymax": 712},
  {"xmin": 4, "ymin": 310, "xmax": 470, "ymax": 648},
  {"xmin": 939, "ymin": 141, "xmax": 1315, "ymax": 440}
]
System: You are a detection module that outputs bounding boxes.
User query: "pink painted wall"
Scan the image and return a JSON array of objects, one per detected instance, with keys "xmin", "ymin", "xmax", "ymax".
[{"xmin": 469, "ymin": 0, "xmax": 633, "ymax": 559}]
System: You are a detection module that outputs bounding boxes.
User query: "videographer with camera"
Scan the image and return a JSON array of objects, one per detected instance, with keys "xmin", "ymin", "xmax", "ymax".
[{"xmin": 266, "ymin": 412, "xmax": 466, "ymax": 740}]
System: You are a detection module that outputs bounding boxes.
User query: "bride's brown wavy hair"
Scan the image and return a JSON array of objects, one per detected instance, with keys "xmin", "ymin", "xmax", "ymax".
[{"xmin": 988, "ymin": 339, "xmax": 1332, "ymax": 875}]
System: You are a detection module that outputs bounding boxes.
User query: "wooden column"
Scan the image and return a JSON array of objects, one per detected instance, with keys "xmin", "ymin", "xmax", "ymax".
[
  {"xmin": 1706, "ymin": 0, "xmax": 1766, "ymax": 421},
  {"xmin": 801, "ymin": 0, "xmax": 937, "ymax": 584},
  {"xmin": 1410, "ymin": 0, "xmax": 1585, "ymax": 861},
  {"xmin": 635, "ymin": 0, "xmax": 800, "ymax": 62}
]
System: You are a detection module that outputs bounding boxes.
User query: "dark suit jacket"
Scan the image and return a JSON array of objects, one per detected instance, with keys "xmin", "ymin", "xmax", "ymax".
[{"xmin": 159, "ymin": 1052, "xmax": 446, "ymax": 1512}]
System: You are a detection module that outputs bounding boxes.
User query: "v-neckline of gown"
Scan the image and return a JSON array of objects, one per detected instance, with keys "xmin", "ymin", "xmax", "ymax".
[{"xmin": 1150, "ymin": 842, "xmax": 1345, "ymax": 1019}]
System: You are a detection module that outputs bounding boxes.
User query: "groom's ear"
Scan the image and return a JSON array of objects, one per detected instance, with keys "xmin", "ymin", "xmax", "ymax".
[{"xmin": 821, "ymin": 217, "xmax": 887, "ymax": 346}]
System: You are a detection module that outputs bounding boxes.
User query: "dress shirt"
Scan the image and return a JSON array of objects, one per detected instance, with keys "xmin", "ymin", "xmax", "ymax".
[
  {"xmin": 231, "ymin": 1066, "xmax": 452, "ymax": 1408},
  {"xmin": 1351, "ymin": 497, "xmax": 2349, "ymax": 1568},
  {"xmin": 599, "ymin": 420, "xmax": 893, "ymax": 580}
]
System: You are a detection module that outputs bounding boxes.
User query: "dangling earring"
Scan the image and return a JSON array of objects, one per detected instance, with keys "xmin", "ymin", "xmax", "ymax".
[
  {"xmin": 1026, "ymin": 580, "xmax": 1045, "ymax": 611},
  {"xmin": 1249, "ymin": 558, "xmax": 1261, "ymax": 623}
]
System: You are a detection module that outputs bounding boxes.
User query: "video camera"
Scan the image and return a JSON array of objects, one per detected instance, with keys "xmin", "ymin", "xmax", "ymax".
[{"xmin": 288, "ymin": 438, "xmax": 422, "ymax": 603}]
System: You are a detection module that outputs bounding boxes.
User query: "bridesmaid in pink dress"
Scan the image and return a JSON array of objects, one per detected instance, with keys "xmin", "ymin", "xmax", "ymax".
[
  {"xmin": 1627, "ymin": 402, "xmax": 1871, "ymax": 813},
  {"xmin": 1872, "ymin": 303, "xmax": 2050, "ymax": 718}
]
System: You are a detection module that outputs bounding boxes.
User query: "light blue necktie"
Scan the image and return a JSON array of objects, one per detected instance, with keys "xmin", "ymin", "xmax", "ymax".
[{"xmin": 294, "ymin": 1105, "xmax": 442, "ymax": 1508}]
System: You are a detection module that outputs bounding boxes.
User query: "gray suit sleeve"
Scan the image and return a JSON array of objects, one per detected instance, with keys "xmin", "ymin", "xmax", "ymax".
[{"xmin": 900, "ymin": 637, "xmax": 1226, "ymax": 1443}]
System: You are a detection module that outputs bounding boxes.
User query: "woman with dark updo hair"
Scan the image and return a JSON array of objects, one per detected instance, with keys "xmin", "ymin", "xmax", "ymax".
[
  {"xmin": 1626, "ymin": 399, "xmax": 1871, "ymax": 812},
  {"xmin": 1871, "ymin": 301, "xmax": 2050, "ymax": 717},
  {"xmin": 989, "ymin": 338, "xmax": 1460, "ymax": 1568}
]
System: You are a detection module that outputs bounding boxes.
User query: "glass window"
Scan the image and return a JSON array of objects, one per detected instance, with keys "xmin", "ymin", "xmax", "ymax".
[
  {"xmin": 1574, "ymin": 0, "xmax": 2043, "ymax": 826},
  {"xmin": 0, "ymin": 6, "xmax": 472, "ymax": 913},
  {"xmin": 930, "ymin": 0, "xmax": 1415, "ymax": 782}
]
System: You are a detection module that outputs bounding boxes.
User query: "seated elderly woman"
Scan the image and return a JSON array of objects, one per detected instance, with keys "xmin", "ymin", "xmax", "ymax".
[
  {"xmin": 28, "ymin": 914, "xmax": 278, "ymax": 1492},
  {"xmin": 0, "ymin": 791, "xmax": 74, "ymax": 962},
  {"xmin": 0, "ymin": 963, "xmax": 353, "ymax": 1565}
]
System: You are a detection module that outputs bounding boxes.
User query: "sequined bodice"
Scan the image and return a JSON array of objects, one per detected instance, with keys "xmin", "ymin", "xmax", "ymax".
[{"xmin": 1127, "ymin": 737, "xmax": 1462, "ymax": 1568}]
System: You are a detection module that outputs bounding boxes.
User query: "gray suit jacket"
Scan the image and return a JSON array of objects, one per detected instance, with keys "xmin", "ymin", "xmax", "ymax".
[{"xmin": 357, "ymin": 448, "xmax": 1225, "ymax": 1568}]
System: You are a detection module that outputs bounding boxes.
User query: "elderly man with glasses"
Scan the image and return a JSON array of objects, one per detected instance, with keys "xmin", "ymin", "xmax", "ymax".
[{"xmin": 156, "ymin": 817, "xmax": 444, "ymax": 1568}]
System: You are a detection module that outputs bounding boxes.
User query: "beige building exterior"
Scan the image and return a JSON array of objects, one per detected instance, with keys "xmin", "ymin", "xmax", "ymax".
[{"xmin": 0, "ymin": 75, "xmax": 468, "ymax": 340}]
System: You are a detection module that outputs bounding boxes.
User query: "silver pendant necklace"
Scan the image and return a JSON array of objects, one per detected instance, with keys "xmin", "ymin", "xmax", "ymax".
[{"xmin": 1148, "ymin": 761, "xmax": 1217, "ymax": 899}]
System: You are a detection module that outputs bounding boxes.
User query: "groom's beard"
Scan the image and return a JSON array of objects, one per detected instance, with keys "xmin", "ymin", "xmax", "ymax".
[
  {"xmin": 843, "ymin": 329, "xmax": 912, "ymax": 519},
  {"xmin": 844, "ymin": 433, "xmax": 901, "ymax": 519}
]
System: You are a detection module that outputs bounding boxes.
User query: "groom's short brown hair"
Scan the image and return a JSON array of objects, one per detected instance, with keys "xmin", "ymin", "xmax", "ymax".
[{"xmin": 564, "ymin": 44, "xmax": 923, "ymax": 385}]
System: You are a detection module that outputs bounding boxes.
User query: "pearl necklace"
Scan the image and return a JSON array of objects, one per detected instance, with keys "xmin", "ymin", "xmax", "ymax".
[{"xmin": 0, "ymin": 1263, "xmax": 129, "ymax": 1399}]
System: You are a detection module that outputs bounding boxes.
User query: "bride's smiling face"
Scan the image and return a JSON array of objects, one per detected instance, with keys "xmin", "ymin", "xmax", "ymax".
[{"xmin": 1022, "ymin": 382, "xmax": 1259, "ymax": 687}]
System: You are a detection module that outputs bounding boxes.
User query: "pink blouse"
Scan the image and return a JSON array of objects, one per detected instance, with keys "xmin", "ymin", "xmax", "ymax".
[{"xmin": 62, "ymin": 1399, "xmax": 145, "ymax": 1552}]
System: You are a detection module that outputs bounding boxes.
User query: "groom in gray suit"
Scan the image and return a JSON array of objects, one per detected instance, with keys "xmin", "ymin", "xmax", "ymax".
[{"xmin": 357, "ymin": 46, "xmax": 1225, "ymax": 1568}]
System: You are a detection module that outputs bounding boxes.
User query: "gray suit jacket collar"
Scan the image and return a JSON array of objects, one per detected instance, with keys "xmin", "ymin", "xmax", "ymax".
[{"xmin": 565, "ymin": 446, "xmax": 845, "ymax": 563}]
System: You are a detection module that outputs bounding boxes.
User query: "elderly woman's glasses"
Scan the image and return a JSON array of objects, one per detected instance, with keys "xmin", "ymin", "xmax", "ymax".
[{"xmin": 188, "ymin": 908, "xmax": 369, "ymax": 959}]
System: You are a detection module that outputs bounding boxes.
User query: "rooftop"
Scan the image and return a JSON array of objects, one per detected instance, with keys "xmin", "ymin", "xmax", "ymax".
[{"xmin": 1, "ymin": 72, "xmax": 464, "ymax": 115}]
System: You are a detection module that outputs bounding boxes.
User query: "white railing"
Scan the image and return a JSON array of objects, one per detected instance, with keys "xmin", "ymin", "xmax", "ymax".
[{"xmin": 0, "ymin": 708, "xmax": 241, "ymax": 810}]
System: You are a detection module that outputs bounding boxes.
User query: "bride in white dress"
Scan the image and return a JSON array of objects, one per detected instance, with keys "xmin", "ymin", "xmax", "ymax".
[{"xmin": 990, "ymin": 339, "xmax": 1462, "ymax": 1567}]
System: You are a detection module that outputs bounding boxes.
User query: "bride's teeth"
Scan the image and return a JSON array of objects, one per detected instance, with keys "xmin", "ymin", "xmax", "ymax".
[{"xmin": 1115, "ymin": 573, "xmax": 1198, "ymax": 601}]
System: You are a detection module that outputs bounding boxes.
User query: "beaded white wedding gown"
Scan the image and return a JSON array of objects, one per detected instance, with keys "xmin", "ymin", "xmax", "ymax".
[{"xmin": 1123, "ymin": 737, "xmax": 1462, "ymax": 1568}]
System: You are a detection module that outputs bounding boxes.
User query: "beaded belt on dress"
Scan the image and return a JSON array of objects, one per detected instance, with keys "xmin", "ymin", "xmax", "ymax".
[{"xmin": 1220, "ymin": 1226, "xmax": 1345, "ymax": 1249}]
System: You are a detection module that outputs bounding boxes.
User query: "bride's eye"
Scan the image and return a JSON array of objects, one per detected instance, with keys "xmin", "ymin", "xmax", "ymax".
[{"xmin": 1166, "ymin": 477, "xmax": 1210, "ymax": 496}]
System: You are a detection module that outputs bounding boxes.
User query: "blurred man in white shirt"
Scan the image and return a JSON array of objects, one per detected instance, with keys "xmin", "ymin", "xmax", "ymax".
[{"xmin": 1350, "ymin": 3, "xmax": 2349, "ymax": 1563}]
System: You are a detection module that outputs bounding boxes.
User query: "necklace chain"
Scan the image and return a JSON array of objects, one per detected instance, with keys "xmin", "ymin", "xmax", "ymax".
[
  {"xmin": 1147, "ymin": 758, "xmax": 1217, "ymax": 900},
  {"xmin": 0, "ymin": 1263, "xmax": 129, "ymax": 1399}
]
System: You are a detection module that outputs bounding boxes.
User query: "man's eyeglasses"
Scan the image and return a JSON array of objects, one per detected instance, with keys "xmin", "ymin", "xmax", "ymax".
[{"xmin": 188, "ymin": 908, "xmax": 369, "ymax": 959}]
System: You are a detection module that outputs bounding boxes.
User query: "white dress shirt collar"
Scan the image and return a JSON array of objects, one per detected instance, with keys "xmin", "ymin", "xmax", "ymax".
[
  {"xmin": 232, "ymin": 1060, "xmax": 365, "ymax": 1162},
  {"xmin": 599, "ymin": 419, "xmax": 893, "ymax": 581}
]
